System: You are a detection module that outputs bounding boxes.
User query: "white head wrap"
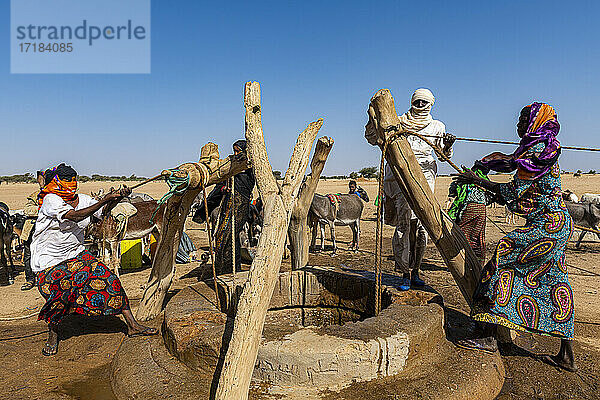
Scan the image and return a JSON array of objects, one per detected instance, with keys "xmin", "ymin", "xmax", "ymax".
[{"xmin": 399, "ymin": 88, "xmax": 435, "ymax": 132}]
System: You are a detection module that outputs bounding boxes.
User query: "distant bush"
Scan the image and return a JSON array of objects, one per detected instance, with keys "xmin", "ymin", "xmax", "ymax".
[
  {"xmin": 349, "ymin": 172, "xmax": 359, "ymax": 179},
  {"xmin": 0, "ymin": 173, "xmax": 36, "ymax": 183},
  {"xmin": 588, "ymin": 170, "xmax": 596, "ymax": 175},
  {"xmin": 359, "ymin": 166, "xmax": 378, "ymax": 179}
]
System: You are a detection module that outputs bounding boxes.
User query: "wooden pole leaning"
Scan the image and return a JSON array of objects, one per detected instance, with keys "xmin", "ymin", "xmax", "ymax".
[
  {"xmin": 136, "ymin": 144, "xmax": 250, "ymax": 321},
  {"xmin": 365, "ymin": 89, "xmax": 482, "ymax": 306}
]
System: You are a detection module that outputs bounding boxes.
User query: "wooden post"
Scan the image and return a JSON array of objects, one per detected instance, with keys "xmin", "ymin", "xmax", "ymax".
[
  {"xmin": 214, "ymin": 81, "xmax": 323, "ymax": 400},
  {"xmin": 288, "ymin": 136, "xmax": 334, "ymax": 270},
  {"xmin": 136, "ymin": 145, "xmax": 250, "ymax": 321},
  {"xmin": 365, "ymin": 89, "xmax": 481, "ymax": 306}
]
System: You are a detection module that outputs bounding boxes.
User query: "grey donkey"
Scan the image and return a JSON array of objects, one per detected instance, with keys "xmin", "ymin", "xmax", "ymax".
[
  {"xmin": 309, "ymin": 188, "xmax": 369, "ymax": 255},
  {"xmin": 565, "ymin": 200, "xmax": 600, "ymax": 248}
]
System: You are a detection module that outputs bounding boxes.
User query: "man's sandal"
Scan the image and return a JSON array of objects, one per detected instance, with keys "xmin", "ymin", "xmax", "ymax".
[{"xmin": 21, "ymin": 281, "xmax": 35, "ymax": 291}]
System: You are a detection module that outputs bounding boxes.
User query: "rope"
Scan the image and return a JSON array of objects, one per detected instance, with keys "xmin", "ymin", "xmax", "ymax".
[
  {"xmin": 415, "ymin": 132, "xmax": 597, "ymax": 237},
  {"xmin": 202, "ymin": 184, "xmax": 220, "ymax": 310},
  {"xmin": 129, "ymin": 173, "xmax": 168, "ymax": 191},
  {"xmin": 416, "ymin": 133, "xmax": 600, "ymax": 153},
  {"xmin": 149, "ymin": 168, "xmax": 190, "ymax": 223},
  {"xmin": 485, "ymin": 214, "xmax": 509, "ymax": 235},
  {"xmin": 373, "ymin": 127, "xmax": 457, "ymax": 314},
  {"xmin": 374, "ymin": 140, "xmax": 389, "ymax": 315},
  {"xmin": 0, "ymin": 311, "xmax": 38, "ymax": 321},
  {"xmin": 573, "ymin": 224, "xmax": 600, "ymax": 235},
  {"xmin": 231, "ymin": 177, "xmax": 236, "ymax": 286},
  {"xmin": 409, "ymin": 131, "xmax": 463, "ymax": 173}
]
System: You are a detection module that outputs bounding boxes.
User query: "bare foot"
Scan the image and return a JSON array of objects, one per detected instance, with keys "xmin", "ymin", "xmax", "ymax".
[
  {"xmin": 127, "ymin": 324, "xmax": 159, "ymax": 338},
  {"xmin": 42, "ymin": 328, "xmax": 59, "ymax": 356}
]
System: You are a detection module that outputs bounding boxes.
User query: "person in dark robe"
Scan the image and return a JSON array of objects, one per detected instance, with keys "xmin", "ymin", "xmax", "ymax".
[
  {"xmin": 214, "ymin": 140, "xmax": 256, "ymax": 274},
  {"xmin": 191, "ymin": 183, "xmax": 228, "ymax": 225}
]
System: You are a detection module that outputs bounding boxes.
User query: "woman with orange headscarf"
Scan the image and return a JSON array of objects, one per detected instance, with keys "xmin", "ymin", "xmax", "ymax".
[
  {"xmin": 454, "ymin": 103, "xmax": 576, "ymax": 372},
  {"xmin": 31, "ymin": 164, "xmax": 157, "ymax": 356}
]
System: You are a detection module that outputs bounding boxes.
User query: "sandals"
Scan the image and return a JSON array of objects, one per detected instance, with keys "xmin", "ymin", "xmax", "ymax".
[
  {"xmin": 540, "ymin": 355, "xmax": 578, "ymax": 373},
  {"xmin": 42, "ymin": 342, "xmax": 58, "ymax": 356},
  {"xmin": 127, "ymin": 327, "xmax": 159, "ymax": 338},
  {"xmin": 21, "ymin": 281, "xmax": 35, "ymax": 291},
  {"xmin": 455, "ymin": 337, "xmax": 498, "ymax": 354},
  {"xmin": 399, "ymin": 277, "xmax": 411, "ymax": 291}
]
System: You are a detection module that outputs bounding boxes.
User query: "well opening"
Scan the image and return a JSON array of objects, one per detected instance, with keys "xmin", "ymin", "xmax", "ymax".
[
  {"xmin": 161, "ymin": 267, "xmax": 420, "ymax": 393},
  {"xmin": 216, "ymin": 267, "xmax": 393, "ymax": 329}
]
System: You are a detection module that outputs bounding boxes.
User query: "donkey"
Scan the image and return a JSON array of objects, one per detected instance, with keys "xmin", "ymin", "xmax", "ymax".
[
  {"xmin": 562, "ymin": 190, "xmax": 579, "ymax": 203},
  {"xmin": 89, "ymin": 200, "xmax": 165, "ymax": 276},
  {"xmin": 309, "ymin": 189, "xmax": 369, "ymax": 255},
  {"xmin": 0, "ymin": 202, "xmax": 15, "ymax": 284},
  {"xmin": 565, "ymin": 200, "xmax": 600, "ymax": 248}
]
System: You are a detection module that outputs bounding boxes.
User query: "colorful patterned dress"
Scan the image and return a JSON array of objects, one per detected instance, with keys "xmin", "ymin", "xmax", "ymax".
[
  {"xmin": 37, "ymin": 251, "xmax": 129, "ymax": 325},
  {"xmin": 472, "ymin": 143, "xmax": 574, "ymax": 339},
  {"xmin": 449, "ymin": 172, "xmax": 493, "ymax": 266}
]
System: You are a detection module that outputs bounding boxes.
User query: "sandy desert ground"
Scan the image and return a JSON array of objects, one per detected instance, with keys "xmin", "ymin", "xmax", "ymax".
[{"xmin": 0, "ymin": 174, "xmax": 599, "ymax": 399}]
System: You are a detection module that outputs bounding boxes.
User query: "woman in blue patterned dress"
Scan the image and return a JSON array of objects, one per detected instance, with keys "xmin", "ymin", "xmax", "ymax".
[{"xmin": 454, "ymin": 103, "xmax": 576, "ymax": 372}]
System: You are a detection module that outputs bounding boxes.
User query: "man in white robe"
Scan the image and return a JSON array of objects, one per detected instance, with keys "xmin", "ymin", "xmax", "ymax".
[{"xmin": 383, "ymin": 88, "xmax": 455, "ymax": 290}]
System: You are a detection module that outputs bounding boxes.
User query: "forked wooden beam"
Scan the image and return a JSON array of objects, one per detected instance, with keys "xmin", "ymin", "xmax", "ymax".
[
  {"xmin": 214, "ymin": 81, "xmax": 323, "ymax": 400},
  {"xmin": 288, "ymin": 136, "xmax": 334, "ymax": 269}
]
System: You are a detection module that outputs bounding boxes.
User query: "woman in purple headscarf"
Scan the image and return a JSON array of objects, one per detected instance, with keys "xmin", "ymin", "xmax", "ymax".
[{"xmin": 454, "ymin": 103, "xmax": 576, "ymax": 372}]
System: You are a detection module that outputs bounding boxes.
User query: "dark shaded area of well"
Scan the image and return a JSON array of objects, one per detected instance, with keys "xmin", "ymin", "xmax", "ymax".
[{"xmin": 216, "ymin": 266, "xmax": 393, "ymax": 330}]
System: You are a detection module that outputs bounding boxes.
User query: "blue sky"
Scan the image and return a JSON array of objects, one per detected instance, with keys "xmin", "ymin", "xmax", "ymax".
[{"xmin": 1, "ymin": 1, "xmax": 599, "ymax": 177}]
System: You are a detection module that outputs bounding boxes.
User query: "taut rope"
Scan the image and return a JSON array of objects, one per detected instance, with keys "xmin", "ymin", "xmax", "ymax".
[
  {"xmin": 374, "ymin": 128, "xmax": 457, "ymax": 315},
  {"xmin": 573, "ymin": 224, "xmax": 600, "ymax": 235},
  {"xmin": 408, "ymin": 130, "xmax": 600, "ymax": 240},
  {"xmin": 417, "ymin": 133, "xmax": 600, "ymax": 153},
  {"xmin": 129, "ymin": 173, "xmax": 168, "ymax": 191},
  {"xmin": 0, "ymin": 311, "xmax": 39, "ymax": 321},
  {"xmin": 231, "ymin": 177, "xmax": 236, "ymax": 286},
  {"xmin": 374, "ymin": 140, "xmax": 388, "ymax": 315},
  {"xmin": 202, "ymin": 182, "xmax": 221, "ymax": 309}
]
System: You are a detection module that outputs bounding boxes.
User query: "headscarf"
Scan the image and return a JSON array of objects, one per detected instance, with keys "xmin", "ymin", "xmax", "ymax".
[
  {"xmin": 37, "ymin": 163, "xmax": 78, "ymax": 208},
  {"xmin": 233, "ymin": 140, "xmax": 247, "ymax": 152},
  {"xmin": 482, "ymin": 102, "xmax": 561, "ymax": 179},
  {"xmin": 398, "ymin": 88, "xmax": 435, "ymax": 132}
]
